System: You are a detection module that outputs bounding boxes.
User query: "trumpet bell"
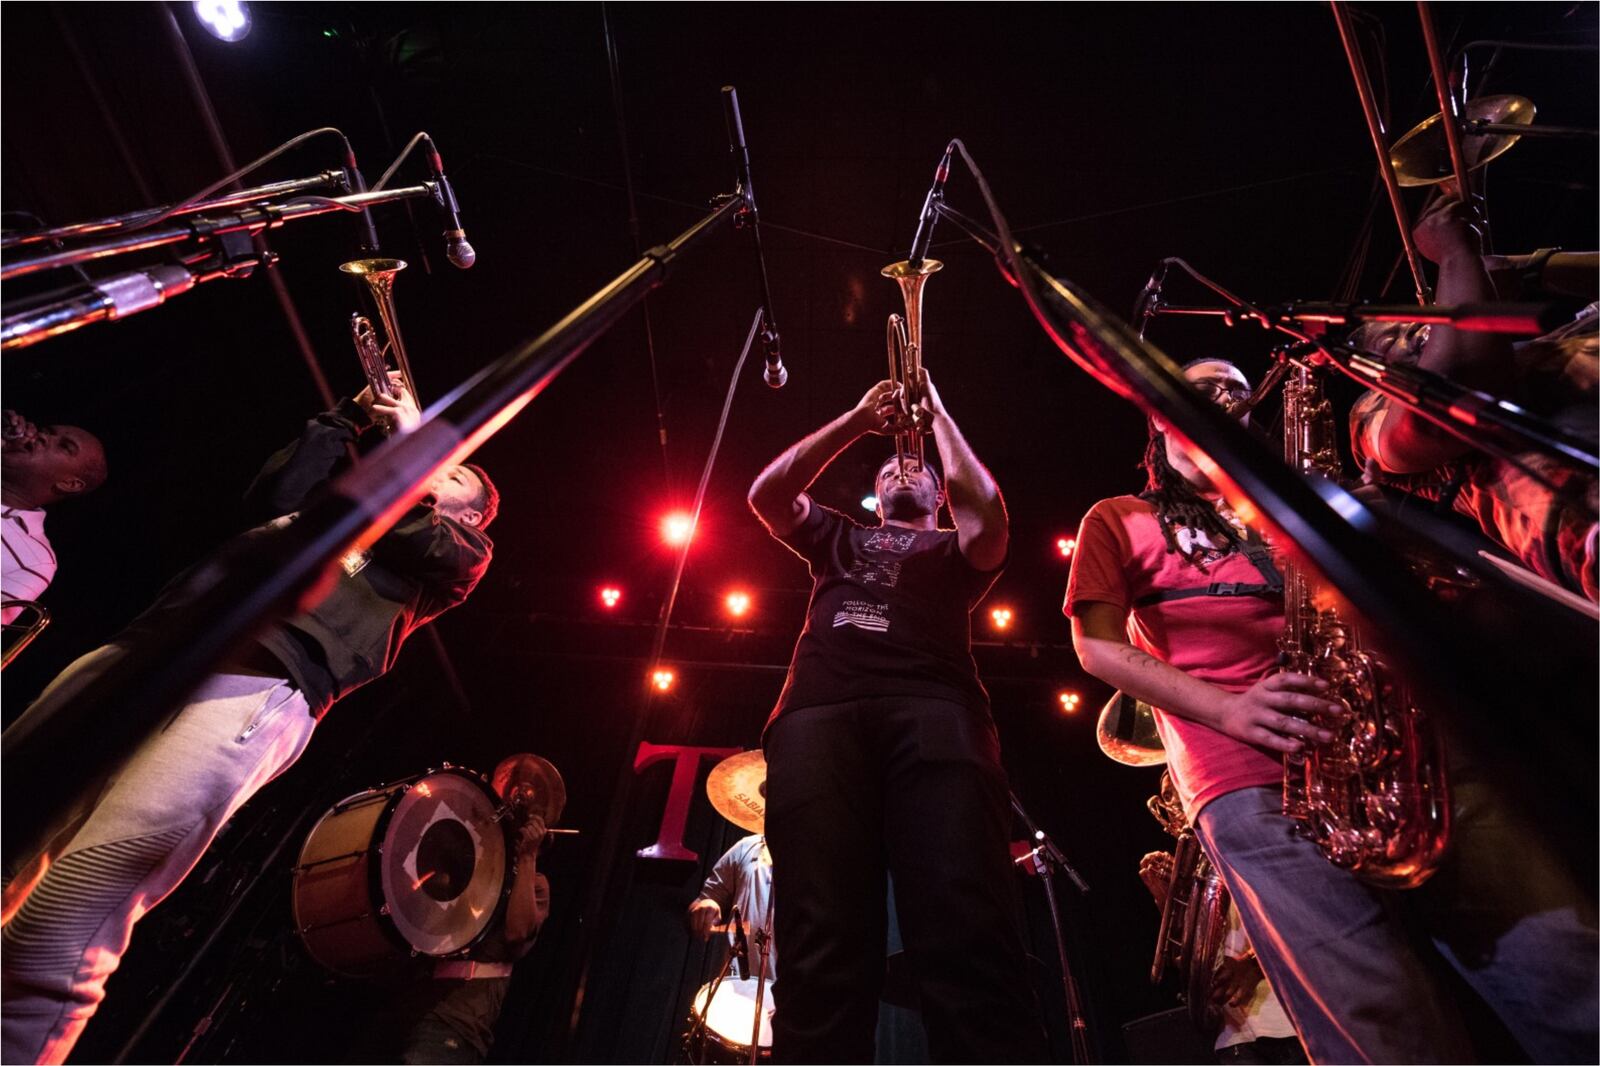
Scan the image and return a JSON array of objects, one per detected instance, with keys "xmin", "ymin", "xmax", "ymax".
[
  {"xmin": 1390, "ymin": 94, "xmax": 1535, "ymax": 187},
  {"xmin": 881, "ymin": 258, "xmax": 943, "ymax": 282},
  {"xmin": 1096, "ymin": 690, "xmax": 1166, "ymax": 767},
  {"xmin": 339, "ymin": 257, "xmax": 409, "ymax": 279}
]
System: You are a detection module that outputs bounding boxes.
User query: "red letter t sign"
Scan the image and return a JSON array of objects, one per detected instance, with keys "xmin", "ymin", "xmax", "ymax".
[{"xmin": 633, "ymin": 742, "xmax": 740, "ymax": 861}]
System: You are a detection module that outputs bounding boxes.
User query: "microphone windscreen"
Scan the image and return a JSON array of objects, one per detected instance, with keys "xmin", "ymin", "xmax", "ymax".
[{"xmin": 447, "ymin": 237, "xmax": 476, "ymax": 270}]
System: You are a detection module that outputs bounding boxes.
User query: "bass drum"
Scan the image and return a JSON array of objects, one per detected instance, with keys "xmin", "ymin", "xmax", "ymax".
[
  {"xmin": 292, "ymin": 767, "xmax": 511, "ymax": 976},
  {"xmin": 684, "ymin": 976, "xmax": 774, "ymax": 1063}
]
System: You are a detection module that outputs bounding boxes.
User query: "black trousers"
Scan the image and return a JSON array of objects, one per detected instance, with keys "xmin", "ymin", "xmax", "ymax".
[{"xmin": 764, "ymin": 696, "xmax": 1047, "ymax": 1064}]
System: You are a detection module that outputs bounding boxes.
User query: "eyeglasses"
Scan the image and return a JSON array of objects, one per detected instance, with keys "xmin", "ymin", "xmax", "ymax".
[{"xmin": 1192, "ymin": 378, "xmax": 1252, "ymax": 405}]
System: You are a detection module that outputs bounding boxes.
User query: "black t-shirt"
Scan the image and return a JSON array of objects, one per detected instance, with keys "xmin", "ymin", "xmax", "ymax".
[{"xmin": 768, "ymin": 498, "xmax": 1002, "ymax": 724}]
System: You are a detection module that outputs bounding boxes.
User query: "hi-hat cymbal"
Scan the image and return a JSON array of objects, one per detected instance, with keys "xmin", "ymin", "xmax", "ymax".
[
  {"xmin": 1390, "ymin": 94, "xmax": 1535, "ymax": 187},
  {"xmin": 1096, "ymin": 690, "xmax": 1166, "ymax": 767},
  {"xmin": 706, "ymin": 750, "xmax": 767, "ymax": 834}
]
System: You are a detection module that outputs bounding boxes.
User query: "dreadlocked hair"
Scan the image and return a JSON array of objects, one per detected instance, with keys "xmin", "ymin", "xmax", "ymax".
[{"xmin": 1138, "ymin": 424, "xmax": 1244, "ymax": 572}]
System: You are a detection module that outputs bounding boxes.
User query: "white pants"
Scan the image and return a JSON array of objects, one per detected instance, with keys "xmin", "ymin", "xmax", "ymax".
[{"xmin": 1, "ymin": 657, "xmax": 316, "ymax": 1065}]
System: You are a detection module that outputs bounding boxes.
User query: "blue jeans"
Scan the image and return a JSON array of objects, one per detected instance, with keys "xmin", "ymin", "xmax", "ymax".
[{"xmin": 1197, "ymin": 784, "xmax": 1598, "ymax": 1064}]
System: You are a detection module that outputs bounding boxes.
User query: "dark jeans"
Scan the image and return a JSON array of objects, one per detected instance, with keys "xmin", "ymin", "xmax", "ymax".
[{"xmin": 764, "ymin": 696, "xmax": 1047, "ymax": 1064}]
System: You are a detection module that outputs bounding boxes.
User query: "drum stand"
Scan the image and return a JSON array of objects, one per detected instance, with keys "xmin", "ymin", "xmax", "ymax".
[
  {"xmin": 747, "ymin": 928, "xmax": 772, "ymax": 1065},
  {"xmin": 1010, "ymin": 791, "xmax": 1094, "ymax": 1064}
]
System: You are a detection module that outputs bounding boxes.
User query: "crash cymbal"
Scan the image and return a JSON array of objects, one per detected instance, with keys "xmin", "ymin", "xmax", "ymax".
[
  {"xmin": 706, "ymin": 750, "xmax": 767, "ymax": 834},
  {"xmin": 1096, "ymin": 690, "xmax": 1166, "ymax": 768},
  {"xmin": 1390, "ymin": 94, "xmax": 1535, "ymax": 187},
  {"xmin": 491, "ymin": 753, "xmax": 568, "ymax": 825}
]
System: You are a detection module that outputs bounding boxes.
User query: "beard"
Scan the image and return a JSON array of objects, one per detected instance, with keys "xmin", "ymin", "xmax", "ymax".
[{"xmin": 880, "ymin": 484, "xmax": 935, "ymax": 521}]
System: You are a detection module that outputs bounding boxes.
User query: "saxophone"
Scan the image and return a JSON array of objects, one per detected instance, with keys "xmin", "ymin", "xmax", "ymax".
[
  {"xmin": 1147, "ymin": 772, "xmax": 1229, "ymax": 1032},
  {"xmin": 1277, "ymin": 365, "xmax": 1451, "ymax": 887}
]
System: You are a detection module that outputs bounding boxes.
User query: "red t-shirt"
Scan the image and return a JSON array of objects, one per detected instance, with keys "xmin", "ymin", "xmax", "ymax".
[{"xmin": 1064, "ymin": 495, "xmax": 1283, "ymax": 816}]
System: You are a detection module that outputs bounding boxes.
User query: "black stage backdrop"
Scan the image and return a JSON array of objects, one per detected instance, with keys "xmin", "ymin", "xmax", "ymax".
[{"xmin": 2, "ymin": 3, "xmax": 1594, "ymax": 1063}]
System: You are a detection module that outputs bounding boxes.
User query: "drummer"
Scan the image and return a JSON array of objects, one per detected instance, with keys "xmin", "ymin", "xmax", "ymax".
[
  {"xmin": 689, "ymin": 830, "xmax": 776, "ymax": 980},
  {"xmin": 376, "ymin": 753, "xmax": 562, "ymax": 1064}
]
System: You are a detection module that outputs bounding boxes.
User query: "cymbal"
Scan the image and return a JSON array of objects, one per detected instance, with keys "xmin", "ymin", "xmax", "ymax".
[
  {"xmin": 1390, "ymin": 94, "xmax": 1535, "ymax": 187},
  {"xmin": 1096, "ymin": 690, "xmax": 1166, "ymax": 767},
  {"xmin": 491, "ymin": 753, "xmax": 567, "ymax": 825},
  {"xmin": 706, "ymin": 750, "xmax": 767, "ymax": 834}
]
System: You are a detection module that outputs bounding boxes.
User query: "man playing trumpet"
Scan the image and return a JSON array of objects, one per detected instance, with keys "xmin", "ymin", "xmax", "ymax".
[{"xmin": 748, "ymin": 371, "xmax": 1045, "ymax": 1063}]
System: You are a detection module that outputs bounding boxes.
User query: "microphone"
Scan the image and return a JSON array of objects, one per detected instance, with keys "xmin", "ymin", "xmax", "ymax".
[
  {"xmin": 730, "ymin": 904, "xmax": 748, "ymax": 956},
  {"xmin": 426, "ymin": 143, "xmax": 475, "ymax": 269},
  {"xmin": 761, "ymin": 315, "xmax": 787, "ymax": 389},
  {"xmin": 907, "ymin": 141, "xmax": 955, "ymax": 269},
  {"xmin": 343, "ymin": 151, "xmax": 383, "ymax": 256},
  {"xmin": 1134, "ymin": 261, "xmax": 1170, "ymax": 339},
  {"xmin": 722, "ymin": 86, "xmax": 786, "ymax": 389}
]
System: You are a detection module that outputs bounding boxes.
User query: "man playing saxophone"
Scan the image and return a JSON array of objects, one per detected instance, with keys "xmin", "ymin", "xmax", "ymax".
[{"xmin": 1065, "ymin": 358, "xmax": 1597, "ymax": 1063}]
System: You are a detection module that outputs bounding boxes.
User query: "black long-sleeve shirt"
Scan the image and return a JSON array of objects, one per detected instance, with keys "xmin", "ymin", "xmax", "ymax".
[{"xmin": 130, "ymin": 401, "xmax": 492, "ymax": 716}]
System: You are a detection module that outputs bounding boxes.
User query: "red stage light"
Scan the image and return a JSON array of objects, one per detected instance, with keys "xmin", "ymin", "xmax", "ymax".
[
  {"xmin": 725, "ymin": 590, "xmax": 751, "ymax": 618},
  {"xmin": 1057, "ymin": 690, "xmax": 1082, "ymax": 714},
  {"xmin": 661, "ymin": 512, "xmax": 695, "ymax": 547},
  {"xmin": 599, "ymin": 586, "xmax": 623, "ymax": 609},
  {"xmin": 1056, "ymin": 536, "xmax": 1077, "ymax": 559},
  {"xmin": 651, "ymin": 668, "xmax": 676, "ymax": 692},
  {"xmin": 989, "ymin": 606, "xmax": 1014, "ymax": 631}
]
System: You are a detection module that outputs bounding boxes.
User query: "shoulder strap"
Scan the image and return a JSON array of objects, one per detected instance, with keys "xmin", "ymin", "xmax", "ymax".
[{"xmin": 1135, "ymin": 529, "xmax": 1283, "ymax": 608}]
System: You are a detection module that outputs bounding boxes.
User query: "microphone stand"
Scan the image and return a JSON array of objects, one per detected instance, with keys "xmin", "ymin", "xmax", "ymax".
[
  {"xmin": 0, "ymin": 181, "xmax": 443, "ymax": 350},
  {"xmin": 1141, "ymin": 297, "xmax": 1595, "ymax": 475},
  {"xmin": 1010, "ymin": 791, "xmax": 1093, "ymax": 1065},
  {"xmin": 2, "ymin": 166, "xmax": 756, "ymax": 873},
  {"xmin": 685, "ymin": 907, "xmax": 745, "ymax": 1063},
  {"xmin": 748, "ymin": 927, "xmax": 772, "ymax": 1065}
]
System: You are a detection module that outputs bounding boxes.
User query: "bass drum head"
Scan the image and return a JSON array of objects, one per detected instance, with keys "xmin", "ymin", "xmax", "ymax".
[{"xmin": 377, "ymin": 769, "xmax": 508, "ymax": 957}]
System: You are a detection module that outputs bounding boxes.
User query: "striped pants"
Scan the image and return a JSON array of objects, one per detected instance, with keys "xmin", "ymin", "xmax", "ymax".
[{"xmin": 1, "ymin": 652, "xmax": 316, "ymax": 1065}]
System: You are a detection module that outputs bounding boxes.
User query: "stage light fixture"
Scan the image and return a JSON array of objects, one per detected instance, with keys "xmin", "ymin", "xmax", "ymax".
[
  {"xmin": 651, "ymin": 668, "xmax": 676, "ymax": 692},
  {"xmin": 989, "ymin": 606, "xmax": 1014, "ymax": 631},
  {"xmin": 1057, "ymin": 690, "xmax": 1082, "ymax": 714},
  {"xmin": 725, "ymin": 591, "xmax": 751, "ymax": 618},
  {"xmin": 599, "ymin": 586, "xmax": 622, "ymax": 609},
  {"xmin": 861, "ymin": 495, "xmax": 879, "ymax": 512},
  {"xmin": 1056, "ymin": 536, "xmax": 1077, "ymax": 559},
  {"xmin": 661, "ymin": 511, "xmax": 695, "ymax": 547},
  {"xmin": 193, "ymin": 0, "xmax": 251, "ymax": 42}
]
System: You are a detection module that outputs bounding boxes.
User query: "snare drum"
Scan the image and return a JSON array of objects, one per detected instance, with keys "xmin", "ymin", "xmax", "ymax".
[
  {"xmin": 685, "ymin": 976, "xmax": 774, "ymax": 1063},
  {"xmin": 292, "ymin": 767, "xmax": 511, "ymax": 976}
]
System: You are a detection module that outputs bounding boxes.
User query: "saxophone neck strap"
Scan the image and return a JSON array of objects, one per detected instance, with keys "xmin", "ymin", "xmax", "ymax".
[{"xmin": 1135, "ymin": 530, "xmax": 1284, "ymax": 608}]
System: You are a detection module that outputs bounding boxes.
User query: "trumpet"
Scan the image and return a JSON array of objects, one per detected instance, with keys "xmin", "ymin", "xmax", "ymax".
[
  {"xmin": 880, "ymin": 256, "xmax": 942, "ymax": 479},
  {"xmin": 340, "ymin": 257, "xmax": 418, "ymax": 418}
]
